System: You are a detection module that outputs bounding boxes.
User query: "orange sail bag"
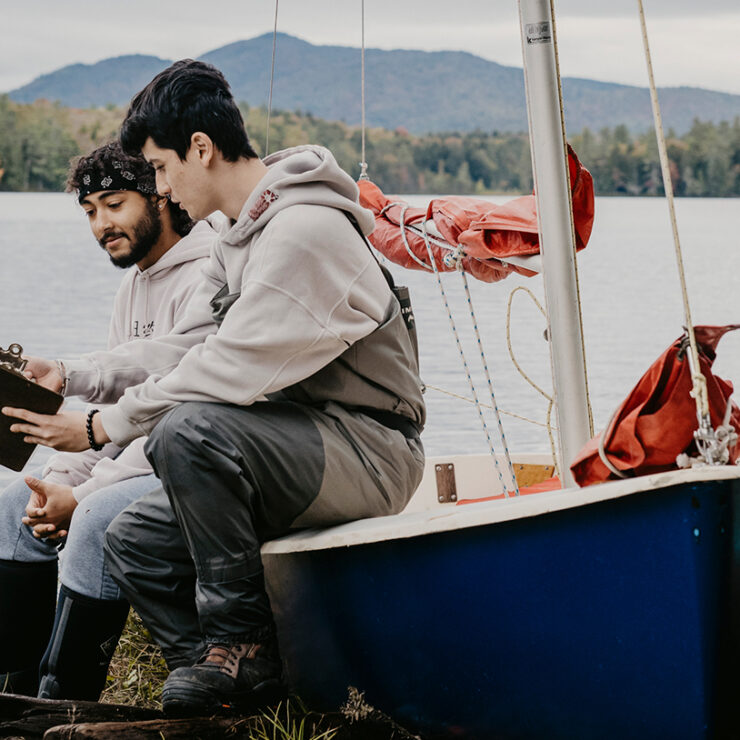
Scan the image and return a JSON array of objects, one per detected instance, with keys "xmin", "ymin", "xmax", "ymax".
[
  {"xmin": 571, "ymin": 325, "xmax": 740, "ymax": 486},
  {"xmin": 358, "ymin": 145, "xmax": 594, "ymax": 283}
]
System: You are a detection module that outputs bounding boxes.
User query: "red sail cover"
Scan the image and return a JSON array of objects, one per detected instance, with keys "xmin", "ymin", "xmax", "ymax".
[
  {"xmin": 358, "ymin": 145, "xmax": 595, "ymax": 283},
  {"xmin": 571, "ymin": 325, "xmax": 740, "ymax": 486}
]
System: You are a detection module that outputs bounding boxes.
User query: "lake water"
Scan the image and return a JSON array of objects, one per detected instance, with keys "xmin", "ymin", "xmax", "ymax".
[{"xmin": 1, "ymin": 192, "xmax": 739, "ymax": 487}]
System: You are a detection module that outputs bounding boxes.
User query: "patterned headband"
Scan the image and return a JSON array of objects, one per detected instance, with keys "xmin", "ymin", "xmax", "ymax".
[{"xmin": 77, "ymin": 159, "xmax": 158, "ymax": 202}]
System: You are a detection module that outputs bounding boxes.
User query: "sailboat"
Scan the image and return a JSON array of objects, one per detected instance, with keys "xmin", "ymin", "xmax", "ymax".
[{"xmin": 260, "ymin": 2, "xmax": 740, "ymax": 738}]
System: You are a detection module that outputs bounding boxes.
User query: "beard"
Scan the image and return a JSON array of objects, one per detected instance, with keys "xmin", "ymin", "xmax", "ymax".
[{"xmin": 99, "ymin": 200, "xmax": 163, "ymax": 269}]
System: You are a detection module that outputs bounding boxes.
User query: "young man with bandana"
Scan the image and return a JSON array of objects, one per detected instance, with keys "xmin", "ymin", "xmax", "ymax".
[
  {"xmin": 5, "ymin": 60, "xmax": 425, "ymax": 715},
  {"xmin": 0, "ymin": 140, "xmax": 216, "ymax": 700}
]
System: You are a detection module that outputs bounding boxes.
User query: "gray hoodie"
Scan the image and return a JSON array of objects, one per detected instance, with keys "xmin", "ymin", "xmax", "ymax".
[
  {"xmin": 65, "ymin": 146, "xmax": 424, "ymax": 447},
  {"xmin": 46, "ymin": 220, "xmax": 215, "ymax": 500}
]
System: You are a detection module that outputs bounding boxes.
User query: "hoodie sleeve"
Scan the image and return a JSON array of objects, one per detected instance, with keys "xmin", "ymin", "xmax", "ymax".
[
  {"xmin": 42, "ymin": 443, "xmax": 121, "ymax": 489},
  {"xmin": 47, "ymin": 228, "xmax": 216, "ymax": 496},
  {"xmin": 62, "ymin": 250, "xmax": 223, "ymax": 404},
  {"xmin": 42, "ymin": 435, "xmax": 153, "ymax": 503},
  {"xmin": 100, "ymin": 206, "xmax": 392, "ymax": 446},
  {"xmin": 42, "ymin": 280, "xmax": 129, "ymax": 489},
  {"xmin": 70, "ymin": 438, "xmax": 154, "ymax": 502}
]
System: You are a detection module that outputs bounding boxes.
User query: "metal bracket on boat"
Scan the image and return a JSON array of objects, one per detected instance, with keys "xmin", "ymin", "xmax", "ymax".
[
  {"xmin": 0, "ymin": 343, "xmax": 27, "ymax": 376},
  {"xmin": 435, "ymin": 463, "xmax": 458, "ymax": 503}
]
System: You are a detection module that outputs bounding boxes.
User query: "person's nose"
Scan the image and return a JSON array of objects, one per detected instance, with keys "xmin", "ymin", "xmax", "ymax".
[
  {"xmin": 93, "ymin": 209, "xmax": 114, "ymax": 238},
  {"xmin": 155, "ymin": 170, "xmax": 171, "ymax": 198}
]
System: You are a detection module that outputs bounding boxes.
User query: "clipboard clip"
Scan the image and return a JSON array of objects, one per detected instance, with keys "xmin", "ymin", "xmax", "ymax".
[{"xmin": 0, "ymin": 344, "xmax": 28, "ymax": 375}]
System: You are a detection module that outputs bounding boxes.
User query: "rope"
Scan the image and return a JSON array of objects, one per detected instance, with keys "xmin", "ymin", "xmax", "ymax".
[
  {"xmin": 636, "ymin": 0, "xmax": 711, "ymax": 436},
  {"xmin": 359, "ymin": 0, "xmax": 369, "ymax": 179},
  {"xmin": 265, "ymin": 0, "xmax": 280, "ymax": 156},
  {"xmin": 424, "ymin": 384, "xmax": 557, "ymax": 430},
  {"xmin": 382, "ymin": 203, "xmax": 434, "ymax": 271},
  {"xmin": 381, "ymin": 206, "xmax": 557, "ymax": 479},
  {"xmin": 505, "ymin": 286, "xmax": 560, "ymax": 477},
  {"xmin": 597, "ymin": 406, "xmax": 629, "ymax": 479},
  {"xmin": 506, "ymin": 287, "xmax": 551, "ymax": 400},
  {"xmin": 419, "ymin": 225, "xmax": 515, "ymax": 497},
  {"xmin": 459, "ymin": 269, "xmax": 520, "ymax": 493}
]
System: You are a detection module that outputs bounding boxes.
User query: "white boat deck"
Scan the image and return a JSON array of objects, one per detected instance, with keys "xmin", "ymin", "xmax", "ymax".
[{"xmin": 262, "ymin": 453, "xmax": 740, "ymax": 554}]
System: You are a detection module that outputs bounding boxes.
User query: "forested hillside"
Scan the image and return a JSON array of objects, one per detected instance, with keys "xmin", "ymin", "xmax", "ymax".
[{"xmin": 1, "ymin": 96, "xmax": 738, "ymax": 197}]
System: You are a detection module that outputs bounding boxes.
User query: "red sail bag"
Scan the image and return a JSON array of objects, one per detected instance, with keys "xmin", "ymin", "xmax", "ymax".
[{"xmin": 571, "ymin": 325, "xmax": 740, "ymax": 486}]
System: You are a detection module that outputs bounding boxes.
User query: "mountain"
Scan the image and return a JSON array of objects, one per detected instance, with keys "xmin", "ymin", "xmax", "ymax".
[
  {"xmin": 8, "ymin": 33, "xmax": 740, "ymax": 135},
  {"xmin": 9, "ymin": 54, "xmax": 172, "ymax": 110}
]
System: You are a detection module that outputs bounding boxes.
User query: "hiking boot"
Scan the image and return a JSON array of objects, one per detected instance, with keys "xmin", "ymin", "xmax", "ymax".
[{"xmin": 161, "ymin": 639, "xmax": 285, "ymax": 716}]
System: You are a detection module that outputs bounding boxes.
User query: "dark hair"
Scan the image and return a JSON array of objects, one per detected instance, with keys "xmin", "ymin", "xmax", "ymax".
[
  {"xmin": 120, "ymin": 59, "xmax": 258, "ymax": 163},
  {"xmin": 67, "ymin": 140, "xmax": 193, "ymax": 237}
]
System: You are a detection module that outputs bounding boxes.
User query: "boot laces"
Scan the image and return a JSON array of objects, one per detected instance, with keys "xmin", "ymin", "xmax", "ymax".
[{"xmin": 197, "ymin": 644, "xmax": 251, "ymax": 678}]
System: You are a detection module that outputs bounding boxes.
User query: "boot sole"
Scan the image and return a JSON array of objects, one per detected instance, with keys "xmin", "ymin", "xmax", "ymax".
[{"xmin": 162, "ymin": 677, "xmax": 286, "ymax": 717}]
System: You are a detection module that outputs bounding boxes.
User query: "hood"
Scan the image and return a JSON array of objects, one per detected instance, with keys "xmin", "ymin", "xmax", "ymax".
[
  {"xmin": 138, "ymin": 220, "xmax": 216, "ymax": 280},
  {"xmin": 220, "ymin": 145, "xmax": 375, "ymax": 248}
]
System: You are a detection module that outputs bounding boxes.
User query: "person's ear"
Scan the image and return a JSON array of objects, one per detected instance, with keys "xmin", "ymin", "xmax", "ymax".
[
  {"xmin": 190, "ymin": 132, "xmax": 214, "ymax": 167},
  {"xmin": 154, "ymin": 195, "xmax": 167, "ymax": 212}
]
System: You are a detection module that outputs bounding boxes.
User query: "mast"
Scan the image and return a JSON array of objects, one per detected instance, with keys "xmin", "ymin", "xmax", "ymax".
[{"xmin": 517, "ymin": 0, "xmax": 592, "ymax": 487}]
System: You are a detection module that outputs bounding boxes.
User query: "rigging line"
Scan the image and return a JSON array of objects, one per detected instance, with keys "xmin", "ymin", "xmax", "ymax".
[
  {"xmin": 380, "ymin": 204, "xmax": 493, "ymax": 270},
  {"xmin": 380, "ymin": 198, "xmax": 545, "ymax": 274},
  {"xmin": 265, "ymin": 0, "xmax": 280, "ymax": 157},
  {"xmin": 597, "ymin": 405, "xmax": 629, "ymax": 479},
  {"xmin": 636, "ymin": 0, "xmax": 709, "ymax": 425},
  {"xmin": 458, "ymin": 269, "xmax": 520, "ymax": 495},
  {"xmin": 505, "ymin": 285, "xmax": 560, "ymax": 476},
  {"xmin": 505, "ymin": 287, "xmax": 551, "ymax": 401},
  {"xmin": 545, "ymin": 396, "xmax": 557, "ymax": 476},
  {"xmin": 386, "ymin": 203, "xmax": 434, "ymax": 271},
  {"xmin": 383, "ymin": 205, "xmax": 544, "ymax": 279},
  {"xmin": 359, "ymin": 0, "xmax": 368, "ymax": 179},
  {"xmin": 419, "ymin": 229, "xmax": 513, "ymax": 498},
  {"xmin": 424, "ymin": 384, "xmax": 557, "ymax": 430}
]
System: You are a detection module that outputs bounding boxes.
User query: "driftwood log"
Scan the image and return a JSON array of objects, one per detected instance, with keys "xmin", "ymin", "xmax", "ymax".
[
  {"xmin": 0, "ymin": 692, "xmax": 421, "ymax": 739},
  {"xmin": 43, "ymin": 717, "xmax": 254, "ymax": 739},
  {"xmin": 0, "ymin": 694, "xmax": 161, "ymax": 739}
]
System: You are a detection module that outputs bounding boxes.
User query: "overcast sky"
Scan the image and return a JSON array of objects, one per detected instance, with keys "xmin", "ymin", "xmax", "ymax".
[{"xmin": 2, "ymin": 0, "xmax": 739, "ymax": 96}]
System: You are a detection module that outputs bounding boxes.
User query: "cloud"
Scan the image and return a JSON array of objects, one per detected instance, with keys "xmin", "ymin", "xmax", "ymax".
[
  {"xmin": 557, "ymin": 0, "xmax": 739, "ymax": 17},
  {"xmin": 1, "ymin": 0, "xmax": 738, "ymax": 94}
]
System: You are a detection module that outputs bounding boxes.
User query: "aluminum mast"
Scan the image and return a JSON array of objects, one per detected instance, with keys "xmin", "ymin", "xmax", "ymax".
[{"xmin": 517, "ymin": 0, "xmax": 592, "ymax": 486}]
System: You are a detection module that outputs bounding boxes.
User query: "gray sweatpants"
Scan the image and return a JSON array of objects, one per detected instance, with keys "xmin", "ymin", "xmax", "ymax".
[{"xmin": 105, "ymin": 400, "xmax": 423, "ymax": 667}]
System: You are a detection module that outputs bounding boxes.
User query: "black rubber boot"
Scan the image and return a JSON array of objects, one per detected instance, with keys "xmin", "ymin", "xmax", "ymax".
[
  {"xmin": 37, "ymin": 584, "xmax": 130, "ymax": 701},
  {"xmin": 161, "ymin": 636, "xmax": 285, "ymax": 717},
  {"xmin": 0, "ymin": 558, "xmax": 58, "ymax": 696}
]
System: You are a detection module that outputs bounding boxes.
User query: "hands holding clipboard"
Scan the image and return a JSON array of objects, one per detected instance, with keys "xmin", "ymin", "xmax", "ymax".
[{"xmin": 0, "ymin": 344, "xmax": 103, "ymax": 471}]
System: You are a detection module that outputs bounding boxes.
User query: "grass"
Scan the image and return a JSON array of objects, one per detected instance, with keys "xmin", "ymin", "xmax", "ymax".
[
  {"xmin": 100, "ymin": 614, "xmax": 416, "ymax": 739},
  {"xmin": 246, "ymin": 701, "xmax": 338, "ymax": 740},
  {"xmin": 100, "ymin": 613, "xmax": 340, "ymax": 739},
  {"xmin": 100, "ymin": 610, "xmax": 168, "ymax": 708}
]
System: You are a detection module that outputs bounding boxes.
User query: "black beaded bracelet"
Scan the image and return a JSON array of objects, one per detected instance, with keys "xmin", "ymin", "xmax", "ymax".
[{"xmin": 86, "ymin": 409, "xmax": 104, "ymax": 451}]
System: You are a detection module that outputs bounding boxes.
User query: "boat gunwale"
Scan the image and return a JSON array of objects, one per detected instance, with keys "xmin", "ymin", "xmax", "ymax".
[{"xmin": 261, "ymin": 463, "xmax": 740, "ymax": 554}]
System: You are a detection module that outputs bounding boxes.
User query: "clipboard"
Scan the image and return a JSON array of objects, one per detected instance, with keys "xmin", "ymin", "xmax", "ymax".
[{"xmin": 0, "ymin": 345, "xmax": 63, "ymax": 472}]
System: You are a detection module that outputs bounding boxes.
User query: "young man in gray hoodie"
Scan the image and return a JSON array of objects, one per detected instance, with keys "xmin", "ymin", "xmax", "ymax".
[
  {"xmin": 5, "ymin": 60, "xmax": 425, "ymax": 715},
  {"xmin": 0, "ymin": 140, "xmax": 216, "ymax": 700}
]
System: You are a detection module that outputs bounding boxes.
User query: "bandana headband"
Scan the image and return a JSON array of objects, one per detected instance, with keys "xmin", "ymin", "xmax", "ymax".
[{"xmin": 77, "ymin": 160, "xmax": 158, "ymax": 203}]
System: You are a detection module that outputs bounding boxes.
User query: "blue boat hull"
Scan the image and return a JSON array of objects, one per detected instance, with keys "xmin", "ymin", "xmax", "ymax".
[{"xmin": 264, "ymin": 479, "xmax": 740, "ymax": 739}]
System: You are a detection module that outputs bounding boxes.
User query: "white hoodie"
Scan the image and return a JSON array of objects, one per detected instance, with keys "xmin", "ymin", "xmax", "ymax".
[
  {"xmin": 65, "ymin": 146, "xmax": 422, "ymax": 446},
  {"xmin": 44, "ymin": 220, "xmax": 215, "ymax": 501}
]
